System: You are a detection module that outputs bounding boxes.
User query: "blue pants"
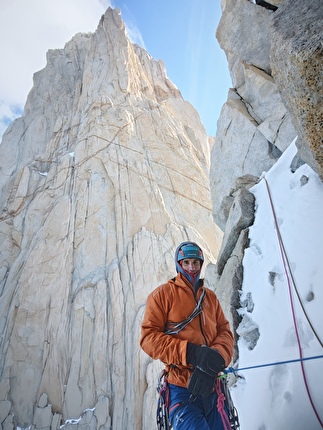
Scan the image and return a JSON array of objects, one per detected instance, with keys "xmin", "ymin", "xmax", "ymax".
[{"xmin": 168, "ymin": 384, "xmax": 227, "ymax": 430}]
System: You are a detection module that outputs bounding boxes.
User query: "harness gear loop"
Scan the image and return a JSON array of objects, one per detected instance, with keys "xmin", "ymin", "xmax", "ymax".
[
  {"xmin": 156, "ymin": 370, "xmax": 171, "ymax": 430},
  {"xmin": 219, "ymin": 377, "xmax": 240, "ymax": 430},
  {"xmin": 156, "ymin": 370, "xmax": 240, "ymax": 430}
]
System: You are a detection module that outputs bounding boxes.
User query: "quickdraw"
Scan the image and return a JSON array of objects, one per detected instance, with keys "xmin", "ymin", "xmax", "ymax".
[
  {"xmin": 156, "ymin": 370, "xmax": 172, "ymax": 430},
  {"xmin": 219, "ymin": 378, "xmax": 240, "ymax": 430}
]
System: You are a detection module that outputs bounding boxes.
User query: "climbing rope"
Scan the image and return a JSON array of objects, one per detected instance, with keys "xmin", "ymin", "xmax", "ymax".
[
  {"xmin": 164, "ymin": 288, "xmax": 206, "ymax": 335},
  {"xmin": 263, "ymin": 176, "xmax": 323, "ymax": 428},
  {"xmin": 264, "ymin": 178, "xmax": 323, "ymax": 348},
  {"xmin": 225, "ymin": 354, "xmax": 323, "ymax": 374},
  {"xmin": 215, "ymin": 379, "xmax": 232, "ymax": 430}
]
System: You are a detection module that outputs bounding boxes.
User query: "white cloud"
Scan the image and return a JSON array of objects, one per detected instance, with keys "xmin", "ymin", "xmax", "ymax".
[
  {"xmin": 0, "ymin": 0, "xmax": 112, "ymax": 140},
  {"xmin": 124, "ymin": 20, "xmax": 146, "ymax": 50}
]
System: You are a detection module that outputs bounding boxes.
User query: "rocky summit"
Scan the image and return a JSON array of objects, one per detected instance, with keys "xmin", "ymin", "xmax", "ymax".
[
  {"xmin": 0, "ymin": 1, "xmax": 322, "ymax": 429},
  {"xmin": 0, "ymin": 7, "xmax": 222, "ymax": 429}
]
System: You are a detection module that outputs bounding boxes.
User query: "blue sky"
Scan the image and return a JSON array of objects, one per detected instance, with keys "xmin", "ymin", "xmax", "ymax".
[{"xmin": 0, "ymin": 0, "xmax": 231, "ymax": 139}]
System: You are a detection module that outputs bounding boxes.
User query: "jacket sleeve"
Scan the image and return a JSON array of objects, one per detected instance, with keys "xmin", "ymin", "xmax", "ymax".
[
  {"xmin": 140, "ymin": 284, "xmax": 188, "ymax": 366},
  {"xmin": 210, "ymin": 295, "xmax": 234, "ymax": 367}
]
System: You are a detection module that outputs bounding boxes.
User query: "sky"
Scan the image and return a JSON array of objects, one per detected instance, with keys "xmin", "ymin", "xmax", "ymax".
[
  {"xmin": 0, "ymin": 0, "xmax": 231, "ymax": 141},
  {"xmin": 232, "ymin": 140, "xmax": 323, "ymax": 429},
  {"xmin": 5, "ymin": 4, "xmax": 321, "ymax": 428}
]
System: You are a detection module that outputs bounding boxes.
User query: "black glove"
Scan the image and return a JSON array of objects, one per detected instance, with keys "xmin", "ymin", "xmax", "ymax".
[
  {"xmin": 188, "ymin": 368, "xmax": 216, "ymax": 397},
  {"xmin": 186, "ymin": 343, "xmax": 225, "ymax": 376}
]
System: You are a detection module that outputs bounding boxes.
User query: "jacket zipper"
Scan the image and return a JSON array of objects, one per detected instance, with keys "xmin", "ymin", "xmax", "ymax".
[
  {"xmin": 199, "ymin": 313, "xmax": 208, "ymax": 346},
  {"xmin": 192, "ymin": 287, "xmax": 208, "ymax": 346}
]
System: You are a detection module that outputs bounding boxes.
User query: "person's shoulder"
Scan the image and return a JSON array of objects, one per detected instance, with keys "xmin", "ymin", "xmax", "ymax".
[
  {"xmin": 150, "ymin": 278, "xmax": 175, "ymax": 299},
  {"xmin": 202, "ymin": 284, "xmax": 218, "ymax": 300}
]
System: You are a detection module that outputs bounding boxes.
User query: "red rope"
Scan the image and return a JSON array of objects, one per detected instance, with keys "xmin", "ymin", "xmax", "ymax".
[
  {"xmin": 264, "ymin": 177, "xmax": 323, "ymax": 428},
  {"xmin": 264, "ymin": 177, "xmax": 322, "ymax": 348},
  {"xmin": 215, "ymin": 379, "xmax": 231, "ymax": 430}
]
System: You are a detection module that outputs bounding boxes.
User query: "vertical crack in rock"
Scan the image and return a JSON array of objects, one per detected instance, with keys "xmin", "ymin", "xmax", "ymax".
[{"xmin": 0, "ymin": 7, "xmax": 223, "ymax": 429}]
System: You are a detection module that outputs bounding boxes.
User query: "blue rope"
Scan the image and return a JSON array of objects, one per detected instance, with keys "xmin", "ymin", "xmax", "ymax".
[{"xmin": 225, "ymin": 354, "xmax": 323, "ymax": 375}]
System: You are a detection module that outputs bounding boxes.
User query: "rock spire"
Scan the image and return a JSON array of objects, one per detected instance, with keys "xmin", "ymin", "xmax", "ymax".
[{"xmin": 0, "ymin": 8, "xmax": 222, "ymax": 429}]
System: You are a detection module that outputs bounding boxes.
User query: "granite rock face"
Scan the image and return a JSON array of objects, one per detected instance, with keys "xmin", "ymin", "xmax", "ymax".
[
  {"xmin": 217, "ymin": 0, "xmax": 272, "ymax": 89},
  {"xmin": 0, "ymin": 8, "xmax": 222, "ymax": 429},
  {"xmin": 213, "ymin": 0, "xmax": 322, "ymax": 231},
  {"xmin": 271, "ymin": 0, "xmax": 323, "ymax": 177},
  {"xmin": 213, "ymin": 0, "xmax": 297, "ymax": 230},
  {"xmin": 211, "ymin": 0, "xmax": 322, "ymax": 345},
  {"xmin": 1, "ymin": 1, "xmax": 321, "ymax": 428}
]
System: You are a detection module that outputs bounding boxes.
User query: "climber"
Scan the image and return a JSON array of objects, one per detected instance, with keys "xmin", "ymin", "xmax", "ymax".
[{"xmin": 140, "ymin": 241, "xmax": 235, "ymax": 430}]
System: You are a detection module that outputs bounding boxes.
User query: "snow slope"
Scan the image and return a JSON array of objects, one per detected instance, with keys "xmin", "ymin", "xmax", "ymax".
[{"xmin": 232, "ymin": 141, "xmax": 323, "ymax": 429}]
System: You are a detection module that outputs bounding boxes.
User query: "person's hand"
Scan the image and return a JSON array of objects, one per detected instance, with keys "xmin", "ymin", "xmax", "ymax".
[
  {"xmin": 186, "ymin": 343, "xmax": 225, "ymax": 376},
  {"xmin": 188, "ymin": 368, "xmax": 216, "ymax": 397}
]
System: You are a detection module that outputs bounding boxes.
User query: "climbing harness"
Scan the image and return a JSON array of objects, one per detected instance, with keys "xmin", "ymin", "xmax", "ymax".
[
  {"xmin": 159, "ymin": 284, "xmax": 240, "ymax": 429},
  {"xmin": 155, "ymin": 172, "xmax": 323, "ymax": 428},
  {"xmin": 263, "ymin": 177, "xmax": 323, "ymax": 428},
  {"xmin": 156, "ymin": 371, "xmax": 196, "ymax": 429},
  {"xmin": 156, "ymin": 370, "xmax": 240, "ymax": 430},
  {"xmin": 164, "ymin": 288, "xmax": 206, "ymax": 335}
]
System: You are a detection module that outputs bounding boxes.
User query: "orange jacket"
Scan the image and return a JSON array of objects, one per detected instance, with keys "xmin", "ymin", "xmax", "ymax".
[{"xmin": 140, "ymin": 272, "xmax": 234, "ymax": 388}]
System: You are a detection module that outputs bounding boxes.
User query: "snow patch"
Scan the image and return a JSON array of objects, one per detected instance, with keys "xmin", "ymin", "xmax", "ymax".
[{"xmin": 232, "ymin": 141, "xmax": 323, "ymax": 429}]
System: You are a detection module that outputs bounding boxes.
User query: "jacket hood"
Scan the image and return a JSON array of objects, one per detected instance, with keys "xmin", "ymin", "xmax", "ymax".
[{"xmin": 175, "ymin": 241, "xmax": 204, "ymax": 291}]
